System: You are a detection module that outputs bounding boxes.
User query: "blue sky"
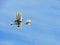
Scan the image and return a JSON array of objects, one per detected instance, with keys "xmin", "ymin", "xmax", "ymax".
[{"xmin": 0, "ymin": 0, "xmax": 60, "ymax": 45}]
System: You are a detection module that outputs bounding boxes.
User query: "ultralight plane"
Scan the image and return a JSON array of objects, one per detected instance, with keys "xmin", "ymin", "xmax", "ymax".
[{"xmin": 11, "ymin": 11, "xmax": 31, "ymax": 28}]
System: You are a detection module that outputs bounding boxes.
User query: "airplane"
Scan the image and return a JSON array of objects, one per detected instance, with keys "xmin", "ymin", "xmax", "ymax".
[{"xmin": 11, "ymin": 11, "xmax": 31, "ymax": 28}]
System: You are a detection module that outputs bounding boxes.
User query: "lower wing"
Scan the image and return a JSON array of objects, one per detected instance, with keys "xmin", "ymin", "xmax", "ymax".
[{"xmin": 10, "ymin": 21, "xmax": 18, "ymax": 25}]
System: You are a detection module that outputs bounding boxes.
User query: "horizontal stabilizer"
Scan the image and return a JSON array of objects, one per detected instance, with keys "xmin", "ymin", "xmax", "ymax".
[{"xmin": 25, "ymin": 19, "xmax": 31, "ymax": 25}]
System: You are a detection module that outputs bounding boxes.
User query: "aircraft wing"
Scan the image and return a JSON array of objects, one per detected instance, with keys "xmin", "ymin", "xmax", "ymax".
[
  {"xmin": 10, "ymin": 21, "xmax": 17, "ymax": 25},
  {"xmin": 16, "ymin": 12, "xmax": 22, "ymax": 21}
]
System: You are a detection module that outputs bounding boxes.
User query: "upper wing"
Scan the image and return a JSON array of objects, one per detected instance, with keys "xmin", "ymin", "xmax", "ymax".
[{"xmin": 16, "ymin": 12, "xmax": 22, "ymax": 21}]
